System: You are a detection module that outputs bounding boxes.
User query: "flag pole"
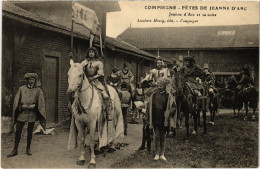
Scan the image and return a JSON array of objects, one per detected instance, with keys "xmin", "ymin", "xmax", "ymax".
[
  {"xmin": 71, "ymin": 2, "xmax": 74, "ymax": 55},
  {"xmin": 100, "ymin": 33, "xmax": 104, "ymax": 57},
  {"xmin": 71, "ymin": 20, "xmax": 74, "ymax": 52}
]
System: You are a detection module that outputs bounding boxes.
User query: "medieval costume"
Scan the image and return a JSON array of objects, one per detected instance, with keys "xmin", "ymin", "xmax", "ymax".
[
  {"xmin": 118, "ymin": 63, "xmax": 135, "ymax": 94},
  {"xmin": 144, "ymin": 56, "xmax": 173, "ymax": 95},
  {"xmin": 83, "ymin": 47, "xmax": 111, "ymax": 118},
  {"xmin": 180, "ymin": 57, "xmax": 205, "ymax": 92},
  {"xmin": 107, "ymin": 68, "xmax": 121, "ymax": 91},
  {"xmin": 118, "ymin": 82, "xmax": 131, "ymax": 135},
  {"xmin": 180, "ymin": 56, "xmax": 206, "ymax": 110},
  {"xmin": 236, "ymin": 67, "xmax": 253, "ymax": 96},
  {"xmin": 202, "ymin": 63, "xmax": 215, "ymax": 87},
  {"xmin": 146, "ymin": 77, "xmax": 176, "ymax": 161},
  {"xmin": 7, "ymin": 73, "xmax": 46, "ymax": 158}
]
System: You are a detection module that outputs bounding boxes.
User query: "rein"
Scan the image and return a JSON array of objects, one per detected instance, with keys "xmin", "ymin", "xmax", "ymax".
[{"xmin": 75, "ymin": 74, "xmax": 94, "ymax": 114}]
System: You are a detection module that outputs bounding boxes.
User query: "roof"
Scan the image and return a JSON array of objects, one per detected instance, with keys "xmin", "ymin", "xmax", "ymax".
[
  {"xmin": 118, "ymin": 25, "xmax": 259, "ymax": 49},
  {"xmin": 3, "ymin": 2, "xmax": 157, "ymax": 61},
  {"xmin": 2, "ymin": 1, "xmax": 89, "ymax": 39},
  {"xmin": 105, "ymin": 37, "xmax": 158, "ymax": 61}
]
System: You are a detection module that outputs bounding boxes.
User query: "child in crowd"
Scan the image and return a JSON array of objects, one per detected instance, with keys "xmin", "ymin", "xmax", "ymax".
[{"xmin": 118, "ymin": 82, "xmax": 131, "ymax": 136}]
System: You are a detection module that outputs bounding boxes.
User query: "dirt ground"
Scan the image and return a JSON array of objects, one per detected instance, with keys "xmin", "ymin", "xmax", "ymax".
[{"xmin": 1, "ymin": 109, "xmax": 258, "ymax": 168}]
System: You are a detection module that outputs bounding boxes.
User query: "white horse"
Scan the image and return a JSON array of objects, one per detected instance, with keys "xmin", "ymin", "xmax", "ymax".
[{"xmin": 67, "ymin": 59, "xmax": 124, "ymax": 168}]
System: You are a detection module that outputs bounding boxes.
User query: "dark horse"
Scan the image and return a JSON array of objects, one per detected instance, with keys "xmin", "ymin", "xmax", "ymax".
[
  {"xmin": 236, "ymin": 85, "xmax": 258, "ymax": 120},
  {"xmin": 228, "ymin": 76, "xmax": 258, "ymax": 120},
  {"xmin": 175, "ymin": 72, "xmax": 198, "ymax": 139}
]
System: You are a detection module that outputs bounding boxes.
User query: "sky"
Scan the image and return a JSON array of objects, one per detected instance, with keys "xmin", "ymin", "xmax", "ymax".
[{"xmin": 106, "ymin": 1, "xmax": 259, "ymax": 38}]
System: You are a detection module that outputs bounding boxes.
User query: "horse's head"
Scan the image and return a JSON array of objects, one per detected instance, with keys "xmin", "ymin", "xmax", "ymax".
[{"xmin": 66, "ymin": 59, "xmax": 88, "ymax": 95}]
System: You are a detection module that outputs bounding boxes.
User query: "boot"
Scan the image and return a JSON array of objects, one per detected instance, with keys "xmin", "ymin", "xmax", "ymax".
[
  {"xmin": 26, "ymin": 132, "xmax": 33, "ymax": 155},
  {"xmin": 7, "ymin": 149, "xmax": 18, "ymax": 158},
  {"xmin": 7, "ymin": 129, "xmax": 21, "ymax": 158},
  {"xmin": 26, "ymin": 148, "xmax": 32, "ymax": 156}
]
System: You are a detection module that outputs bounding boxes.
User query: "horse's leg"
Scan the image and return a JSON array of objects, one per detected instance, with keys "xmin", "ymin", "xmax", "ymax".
[
  {"xmin": 192, "ymin": 110, "xmax": 197, "ymax": 135},
  {"xmin": 197, "ymin": 110, "xmax": 201, "ymax": 127},
  {"xmin": 184, "ymin": 106, "xmax": 190, "ymax": 140},
  {"xmin": 244, "ymin": 101, "xmax": 248, "ymax": 121},
  {"xmin": 203, "ymin": 110, "xmax": 207, "ymax": 134},
  {"xmin": 233, "ymin": 96, "xmax": 237, "ymax": 118},
  {"xmin": 252, "ymin": 105, "xmax": 256, "ymax": 121},
  {"xmin": 75, "ymin": 121, "xmax": 85, "ymax": 165},
  {"xmin": 89, "ymin": 121, "xmax": 97, "ymax": 168}
]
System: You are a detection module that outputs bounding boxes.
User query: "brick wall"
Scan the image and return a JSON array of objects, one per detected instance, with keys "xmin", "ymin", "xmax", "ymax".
[
  {"xmin": 2, "ymin": 17, "xmax": 156, "ymax": 122},
  {"xmin": 2, "ymin": 17, "xmax": 92, "ymax": 121}
]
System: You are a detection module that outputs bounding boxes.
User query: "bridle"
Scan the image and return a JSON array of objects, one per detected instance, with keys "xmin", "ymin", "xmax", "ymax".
[{"xmin": 77, "ymin": 73, "xmax": 92, "ymax": 92}]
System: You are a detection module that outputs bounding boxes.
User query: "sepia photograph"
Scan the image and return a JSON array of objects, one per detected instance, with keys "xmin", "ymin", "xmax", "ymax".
[{"xmin": 1, "ymin": 1, "xmax": 259, "ymax": 168}]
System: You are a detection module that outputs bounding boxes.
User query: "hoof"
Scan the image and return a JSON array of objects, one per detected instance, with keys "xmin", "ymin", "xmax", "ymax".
[
  {"xmin": 108, "ymin": 148, "xmax": 116, "ymax": 153},
  {"xmin": 192, "ymin": 130, "xmax": 197, "ymax": 135},
  {"xmin": 208, "ymin": 121, "xmax": 215, "ymax": 126},
  {"xmin": 76, "ymin": 160, "xmax": 85, "ymax": 165},
  {"xmin": 252, "ymin": 115, "xmax": 256, "ymax": 121},
  {"xmin": 88, "ymin": 163, "xmax": 96, "ymax": 168}
]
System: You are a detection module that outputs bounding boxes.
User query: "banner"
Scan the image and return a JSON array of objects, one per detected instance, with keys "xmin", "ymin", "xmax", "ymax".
[{"xmin": 72, "ymin": 2, "xmax": 101, "ymax": 35}]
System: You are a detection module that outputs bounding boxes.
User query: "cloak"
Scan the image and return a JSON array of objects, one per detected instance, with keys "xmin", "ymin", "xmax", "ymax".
[
  {"xmin": 12, "ymin": 86, "xmax": 46, "ymax": 129},
  {"xmin": 147, "ymin": 91, "xmax": 177, "ymax": 129}
]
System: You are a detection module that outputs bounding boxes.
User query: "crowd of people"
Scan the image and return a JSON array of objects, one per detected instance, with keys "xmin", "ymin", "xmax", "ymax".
[{"xmin": 7, "ymin": 46, "xmax": 255, "ymax": 162}]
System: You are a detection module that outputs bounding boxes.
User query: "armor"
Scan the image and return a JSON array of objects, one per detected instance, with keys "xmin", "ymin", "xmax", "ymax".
[
  {"xmin": 149, "ymin": 68, "xmax": 170, "ymax": 83},
  {"xmin": 203, "ymin": 72, "xmax": 215, "ymax": 86},
  {"xmin": 119, "ymin": 70, "xmax": 134, "ymax": 84},
  {"xmin": 84, "ymin": 60, "xmax": 104, "ymax": 78}
]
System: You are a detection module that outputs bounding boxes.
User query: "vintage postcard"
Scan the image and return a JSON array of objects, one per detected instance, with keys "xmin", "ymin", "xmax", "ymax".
[{"xmin": 1, "ymin": 1, "xmax": 259, "ymax": 168}]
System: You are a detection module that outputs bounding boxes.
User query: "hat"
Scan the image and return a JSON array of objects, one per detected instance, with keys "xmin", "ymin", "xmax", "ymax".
[
  {"xmin": 155, "ymin": 56, "xmax": 163, "ymax": 62},
  {"xmin": 157, "ymin": 77, "xmax": 171, "ymax": 87},
  {"xmin": 183, "ymin": 56, "xmax": 195, "ymax": 63},
  {"xmin": 24, "ymin": 73, "xmax": 41, "ymax": 87},
  {"xmin": 112, "ymin": 67, "xmax": 119, "ymax": 73},
  {"xmin": 203, "ymin": 63, "xmax": 209, "ymax": 69},
  {"xmin": 86, "ymin": 47, "xmax": 99, "ymax": 58},
  {"xmin": 24, "ymin": 73, "xmax": 39, "ymax": 80},
  {"xmin": 123, "ymin": 62, "xmax": 130, "ymax": 68},
  {"xmin": 242, "ymin": 67, "xmax": 251, "ymax": 76}
]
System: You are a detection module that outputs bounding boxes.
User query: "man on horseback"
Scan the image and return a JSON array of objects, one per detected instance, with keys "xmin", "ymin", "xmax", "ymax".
[
  {"xmin": 149, "ymin": 56, "xmax": 170, "ymax": 82},
  {"xmin": 83, "ymin": 47, "xmax": 111, "ymax": 118},
  {"xmin": 236, "ymin": 67, "xmax": 253, "ymax": 95},
  {"xmin": 180, "ymin": 56, "xmax": 205, "ymax": 110},
  {"xmin": 107, "ymin": 68, "xmax": 121, "ymax": 92},
  {"xmin": 202, "ymin": 63, "xmax": 215, "ymax": 88},
  {"xmin": 118, "ymin": 63, "xmax": 135, "ymax": 94}
]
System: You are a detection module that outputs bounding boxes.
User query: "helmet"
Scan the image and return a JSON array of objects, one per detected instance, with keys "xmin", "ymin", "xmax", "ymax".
[
  {"xmin": 155, "ymin": 56, "xmax": 163, "ymax": 62},
  {"xmin": 112, "ymin": 68, "xmax": 119, "ymax": 73},
  {"xmin": 203, "ymin": 63, "xmax": 209, "ymax": 69}
]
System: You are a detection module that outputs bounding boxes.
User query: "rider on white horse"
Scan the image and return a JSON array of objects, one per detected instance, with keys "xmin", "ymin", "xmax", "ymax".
[{"xmin": 83, "ymin": 47, "xmax": 111, "ymax": 117}]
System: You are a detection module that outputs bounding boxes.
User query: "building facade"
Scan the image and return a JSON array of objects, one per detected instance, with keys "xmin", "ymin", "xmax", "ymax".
[
  {"xmin": 2, "ymin": 2, "xmax": 156, "ymax": 123},
  {"xmin": 118, "ymin": 25, "xmax": 259, "ymax": 89}
]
